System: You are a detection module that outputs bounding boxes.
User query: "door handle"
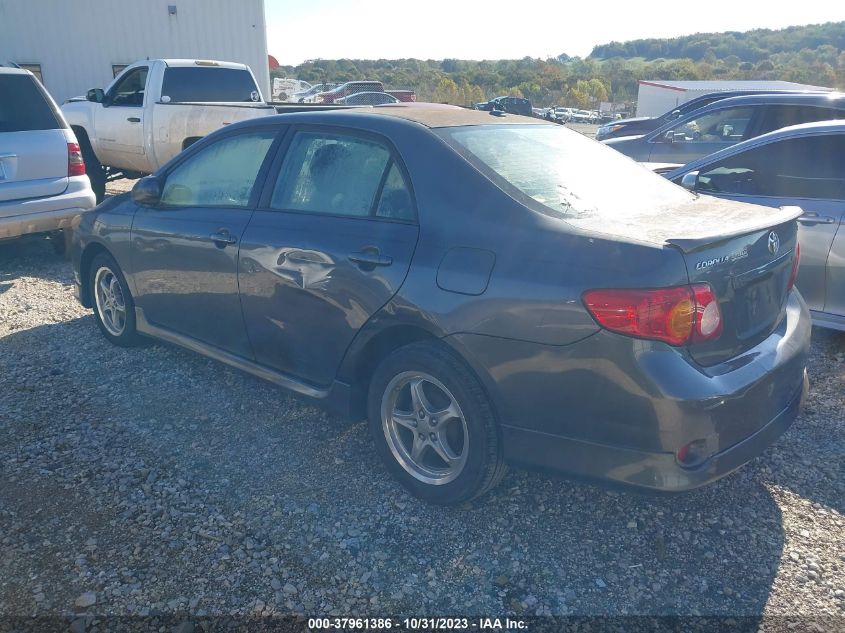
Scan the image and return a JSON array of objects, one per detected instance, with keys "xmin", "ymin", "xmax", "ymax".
[
  {"xmin": 348, "ymin": 248, "xmax": 392, "ymax": 268},
  {"xmin": 127, "ymin": 117, "xmax": 141, "ymax": 123},
  {"xmin": 209, "ymin": 230, "xmax": 237, "ymax": 246},
  {"xmin": 798, "ymin": 212, "xmax": 836, "ymax": 225}
]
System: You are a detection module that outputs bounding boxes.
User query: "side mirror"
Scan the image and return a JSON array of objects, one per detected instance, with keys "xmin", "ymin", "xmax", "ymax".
[
  {"xmin": 131, "ymin": 176, "xmax": 162, "ymax": 206},
  {"xmin": 86, "ymin": 88, "xmax": 105, "ymax": 103},
  {"xmin": 680, "ymin": 171, "xmax": 700, "ymax": 191}
]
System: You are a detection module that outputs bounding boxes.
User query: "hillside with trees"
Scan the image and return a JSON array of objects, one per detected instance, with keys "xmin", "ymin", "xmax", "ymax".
[{"xmin": 272, "ymin": 21, "xmax": 845, "ymax": 108}]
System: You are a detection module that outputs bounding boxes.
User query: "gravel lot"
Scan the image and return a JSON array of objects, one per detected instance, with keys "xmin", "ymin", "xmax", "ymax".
[{"xmin": 1, "ymin": 179, "xmax": 844, "ymax": 626}]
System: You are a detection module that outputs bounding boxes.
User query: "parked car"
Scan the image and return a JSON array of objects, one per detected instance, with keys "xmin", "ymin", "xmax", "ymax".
[
  {"xmin": 553, "ymin": 107, "xmax": 571, "ymax": 122},
  {"xmin": 0, "ymin": 66, "xmax": 95, "ymax": 249},
  {"xmin": 386, "ymin": 90, "xmax": 417, "ymax": 103},
  {"xmin": 62, "ymin": 59, "xmax": 277, "ymax": 201},
  {"xmin": 335, "ymin": 92, "xmax": 399, "ymax": 106},
  {"xmin": 603, "ymin": 93, "xmax": 845, "ymax": 164},
  {"xmin": 569, "ymin": 109, "xmax": 597, "ymax": 123},
  {"xmin": 596, "ymin": 89, "xmax": 828, "ymax": 141},
  {"xmin": 665, "ymin": 120, "xmax": 845, "ymax": 332},
  {"xmin": 318, "ymin": 81, "xmax": 385, "ymax": 104},
  {"xmin": 291, "ymin": 83, "xmax": 339, "ymax": 103},
  {"xmin": 72, "ymin": 107, "xmax": 809, "ymax": 504},
  {"xmin": 475, "ymin": 96, "xmax": 532, "ymax": 117}
]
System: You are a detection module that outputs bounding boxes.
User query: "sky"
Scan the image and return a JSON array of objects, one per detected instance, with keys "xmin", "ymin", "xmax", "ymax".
[{"xmin": 265, "ymin": 0, "xmax": 845, "ymax": 66}]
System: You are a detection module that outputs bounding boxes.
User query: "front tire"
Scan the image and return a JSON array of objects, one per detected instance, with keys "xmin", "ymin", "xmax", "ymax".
[
  {"xmin": 89, "ymin": 252, "xmax": 143, "ymax": 347},
  {"xmin": 367, "ymin": 342, "xmax": 507, "ymax": 504}
]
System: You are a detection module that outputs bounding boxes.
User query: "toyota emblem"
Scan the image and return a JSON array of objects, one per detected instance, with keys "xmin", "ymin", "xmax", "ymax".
[{"xmin": 768, "ymin": 231, "xmax": 780, "ymax": 255}]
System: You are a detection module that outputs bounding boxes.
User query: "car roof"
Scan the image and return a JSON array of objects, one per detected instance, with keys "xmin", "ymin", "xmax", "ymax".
[
  {"xmin": 244, "ymin": 105, "xmax": 548, "ymax": 130},
  {"xmin": 162, "ymin": 59, "xmax": 249, "ymax": 70},
  {"xmin": 692, "ymin": 91, "xmax": 845, "ymax": 109},
  {"xmin": 0, "ymin": 66, "xmax": 31, "ymax": 76}
]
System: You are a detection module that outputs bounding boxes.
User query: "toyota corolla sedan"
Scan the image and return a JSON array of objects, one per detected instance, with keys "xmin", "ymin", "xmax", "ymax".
[{"xmin": 72, "ymin": 107, "xmax": 810, "ymax": 504}]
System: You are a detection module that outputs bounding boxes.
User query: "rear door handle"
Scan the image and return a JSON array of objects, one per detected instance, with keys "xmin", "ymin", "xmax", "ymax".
[
  {"xmin": 798, "ymin": 212, "xmax": 836, "ymax": 225},
  {"xmin": 348, "ymin": 249, "xmax": 392, "ymax": 268},
  {"xmin": 209, "ymin": 230, "xmax": 237, "ymax": 246},
  {"xmin": 127, "ymin": 117, "xmax": 141, "ymax": 123}
]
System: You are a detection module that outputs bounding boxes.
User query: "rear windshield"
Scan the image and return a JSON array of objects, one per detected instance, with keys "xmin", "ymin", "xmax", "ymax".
[
  {"xmin": 161, "ymin": 67, "xmax": 261, "ymax": 103},
  {"xmin": 439, "ymin": 124, "xmax": 693, "ymax": 219},
  {"xmin": 0, "ymin": 74, "xmax": 63, "ymax": 132}
]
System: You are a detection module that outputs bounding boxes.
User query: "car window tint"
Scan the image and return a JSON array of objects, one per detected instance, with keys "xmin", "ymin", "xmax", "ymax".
[
  {"xmin": 270, "ymin": 132, "xmax": 391, "ymax": 217},
  {"xmin": 697, "ymin": 134, "xmax": 845, "ymax": 200},
  {"xmin": 668, "ymin": 107, "xmax": 754, "ymax": 143},
  {"xmin": 109, "ymin": 67, "xmax": 148, "ymax": 107},
  {"xmin": 160, "ymin": 131, "xmax": 276, "ymax": 207},
  {"xmin": 756, "ymin": 105, "xmax": 845, "ymax": 135},
  {"xmin": 376, "ymin": 162, "xmax": 415, "ymax": 221},
  {"xmin": 161, "ymin": 67, "xmax": 261, "ymax": 103},
  {"xmin": 0, "ymin": 74, "xmax": 62, "ymax": 132}
]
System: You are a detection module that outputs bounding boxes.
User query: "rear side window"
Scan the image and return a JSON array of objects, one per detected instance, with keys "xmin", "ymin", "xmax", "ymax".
[
  {"xmin": 0, "ymin": 74, "xmax": 62, "ymax": 132},
  {"xmin": 756, "ymin": 105, "xmax": 845, "ymax": 135},
  {"xmin": 161, "ymin": 67, "xmax": 261, "ymax": 103},
  {"xmin": 270, "ymin": 132, "xmax": 395, "ymax": 217},
  {"xmin": 160, "ymin": 131, "xmax": 276, "ymax": 207},
  {"xmin": 697, "ymin": 134, "xmax": 845, "ymax": 200}
]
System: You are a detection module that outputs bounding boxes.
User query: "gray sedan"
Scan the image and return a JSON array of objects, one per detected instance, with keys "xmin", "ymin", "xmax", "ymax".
[
  {"xmin": 71, "ymin": 107, "xmax": 809, "ymax": 504},
  {"xmin": 665, "ymin": 120, "xmax": 845, "ymax": 332}
]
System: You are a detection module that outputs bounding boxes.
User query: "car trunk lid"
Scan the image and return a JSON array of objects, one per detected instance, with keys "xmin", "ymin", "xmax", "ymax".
[
  {"xmin": 0, "ymin": 129, "xmax": 70, "ymax": 205},
  {"xmin": 567, "ymin": 196, "xmax": 801, "ymax": 365}
]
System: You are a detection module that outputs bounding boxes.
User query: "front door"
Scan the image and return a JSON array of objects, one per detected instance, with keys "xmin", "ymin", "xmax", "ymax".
[
  {"xmin": 238, "ymin": 128, "xmax": 419, "ymax": 386},
  {"xmin": 130, "ymin": 128, "xmax": 279, "ymax": 357},
  {"xmin": 93, "ymin": 65, "xmax": 149, "ymax": 172}
]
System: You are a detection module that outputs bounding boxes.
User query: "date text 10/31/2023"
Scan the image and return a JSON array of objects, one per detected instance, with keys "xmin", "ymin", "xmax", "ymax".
[{"xmin": 307, "ymin": 617, "xmax": 528, "ymax": 630}]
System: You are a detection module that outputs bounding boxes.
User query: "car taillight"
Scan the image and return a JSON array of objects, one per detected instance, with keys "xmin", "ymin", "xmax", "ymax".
[
  {"xmin": 583, "ymin": 283, "xmax": 722, "ymax": 346},
  {"xmin": 68, "ymin": 142, "xmax": 85, "ymax": 176},
  {"xmin": 787, "ymin": 243, "xmax": 800, "ymax": 291}
]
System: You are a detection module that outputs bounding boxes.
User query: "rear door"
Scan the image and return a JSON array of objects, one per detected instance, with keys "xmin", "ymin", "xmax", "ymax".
[
  {"xmin": 238, "ymin": 127, "xmax": 419, "ymax": 386},
  {"xmin": 0, "ymin": 72, "xmax": 68, "ymax": 205},
  {"xmin": 647, "ymin": 105, "xmax": 756, "ymax": 163},
  {"xmin": 130, "ymin": 128, "xmax": 280, "ymax": 357},
  {"xmin": 690, "ymin": 133, "xmax": 845, "ymax": 313}
]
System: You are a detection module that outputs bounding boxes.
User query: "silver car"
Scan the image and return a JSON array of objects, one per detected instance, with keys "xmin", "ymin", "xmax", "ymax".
[
  {"xmin": 0, "ymin": 66, "xmax": 95, "ymax": 247},
  {"xmin": 665, "ymin": 120, "xmax": 845, "ymax": 331}
]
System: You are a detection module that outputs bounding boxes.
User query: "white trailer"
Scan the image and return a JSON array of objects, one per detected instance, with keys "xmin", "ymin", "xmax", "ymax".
[
  {"xmin": 0, "ymin": 0, "xmax": 270, "ymax": 104},
  {"xmin": 635, "ymin": 80, "xmax": 833, "ymax": 117}
]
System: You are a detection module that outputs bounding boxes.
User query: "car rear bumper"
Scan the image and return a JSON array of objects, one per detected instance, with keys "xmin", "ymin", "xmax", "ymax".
[
  {"xmin": 0, "ymin": 178, "xmax": 95, "ymax": 239},
  {"xmin": 450, "ymin": 289, "xmax": 811, "ymax": 491},
  {"xmin": 500, "ymin": 368, "xmax": 807, "ymax": 491}
]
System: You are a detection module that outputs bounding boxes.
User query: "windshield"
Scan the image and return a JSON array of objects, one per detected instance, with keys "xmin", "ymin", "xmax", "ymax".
[{"xmin": 439, "ymin": 124, "xmax": 693, "ymax": 219}]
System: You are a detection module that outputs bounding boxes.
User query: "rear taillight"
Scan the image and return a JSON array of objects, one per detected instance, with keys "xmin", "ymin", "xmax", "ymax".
[
  {"xmin": 583, "ymin": 283, "xmax": 722, "ymax": 346},
  {"xmin": 787, "ymin": 243, "xmax": 801, "ymax": 291},
  {"xmin": 68, "ymin": 142, "xmax": 85, "ymax": 176}
]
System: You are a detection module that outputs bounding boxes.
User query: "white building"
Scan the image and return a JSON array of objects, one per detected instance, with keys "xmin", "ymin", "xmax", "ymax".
[
  {"xmin": 0, "ymin": 0, "xmax": 270, "ymax": 104},
  {"xmin": 636, "ymin": 80, "xmax": 834, "ymax": 117}
]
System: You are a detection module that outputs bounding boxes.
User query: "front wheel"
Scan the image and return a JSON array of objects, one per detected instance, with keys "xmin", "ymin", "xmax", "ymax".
[
  {"xmin": 367, "ymin": 342, "xmax": 507, "ymax": 504},
  {"xmin": 89, "ymin": 252, "xmax": 144, "ymax": 347}
]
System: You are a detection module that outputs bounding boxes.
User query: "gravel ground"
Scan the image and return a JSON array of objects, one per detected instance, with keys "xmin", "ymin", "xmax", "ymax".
[{"xmin": 0, "ymin": 189, "xmax": 844, "ymax": 624}]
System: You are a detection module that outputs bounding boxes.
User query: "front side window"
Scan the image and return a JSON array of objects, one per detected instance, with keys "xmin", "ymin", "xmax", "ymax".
[
  {"xmin": 160, "ymin": 131, "xmax": 276, "ymax": 207},
  {"xmin": 270, "ymin": 132, "xmax": 399, "ymax": 218},
  {"xmin": 696, "ymin": 134, "xmax": 845, "ymax": 200},
  {"xmin": 109, "ymin": 66, "xmax": 148, "ymax": 107},
  {"xmin": 666, "ymin": 107, "xmax": 754, "ymax": 143}
]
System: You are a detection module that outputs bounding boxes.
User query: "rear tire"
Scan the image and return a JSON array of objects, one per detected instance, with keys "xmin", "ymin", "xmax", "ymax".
[
  {"xmin": 367, "ymin": 342, "xmax": 507, "ymax": 504},
  {"xmin": 79, "ymin": 137, "xmax": 106, "ymax": 203},
  {"xmin": 89, "ymin": 252, "xmax": 144, "ymax": 347}
]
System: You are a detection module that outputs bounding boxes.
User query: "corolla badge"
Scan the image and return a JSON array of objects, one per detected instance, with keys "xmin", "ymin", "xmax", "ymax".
[{"xmin": 768, "ymin": 231, "xmax": 780, "ymax": 255}]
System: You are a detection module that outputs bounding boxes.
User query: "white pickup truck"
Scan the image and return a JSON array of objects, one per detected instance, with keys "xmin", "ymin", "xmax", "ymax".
[{"xmin": 61, "ymin": 59, "xmax": 277, "ymax": 201}]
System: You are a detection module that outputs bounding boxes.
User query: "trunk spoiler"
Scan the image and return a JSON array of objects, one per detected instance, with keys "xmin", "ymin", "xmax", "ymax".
[{"xmin": 665, "ymin": 206, "xmax": 803, "ymax": 254}]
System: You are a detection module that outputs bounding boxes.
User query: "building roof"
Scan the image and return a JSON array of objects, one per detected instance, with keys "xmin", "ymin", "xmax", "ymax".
[{"xmin": 639, "ymin": 79, "xmax": 833, "ymax": 92}]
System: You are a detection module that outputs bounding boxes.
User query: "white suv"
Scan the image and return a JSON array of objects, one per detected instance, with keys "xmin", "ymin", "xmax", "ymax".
[{"xmin": 0, "ymin": 66, "xmax": 95, "ymax": 248}]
